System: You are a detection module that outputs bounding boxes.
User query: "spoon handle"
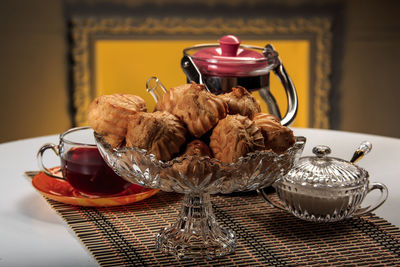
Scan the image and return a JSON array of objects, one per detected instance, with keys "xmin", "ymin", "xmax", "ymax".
[{"xmin": 350, "ymin": 141, "xmax": 372, "ymax": 163}]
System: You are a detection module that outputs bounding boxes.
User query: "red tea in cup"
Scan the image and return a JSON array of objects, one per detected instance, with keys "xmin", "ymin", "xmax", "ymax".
[
  {"xmin": 61, "ymin": 147, "xmax": 130, "ymax": 196},
  {"xmin": 38, "ymin": 126, "xmax": 132, "ymax": 197}
]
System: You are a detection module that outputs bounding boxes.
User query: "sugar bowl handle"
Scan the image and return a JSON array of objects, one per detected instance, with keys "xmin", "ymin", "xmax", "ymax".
[
  {"xmin": 354, "ymin": 182, "xmax": 388, "ymax": 216},
  {"xmin": 257, "ymin": 188, "xmax": 286, "ymax": 211}
]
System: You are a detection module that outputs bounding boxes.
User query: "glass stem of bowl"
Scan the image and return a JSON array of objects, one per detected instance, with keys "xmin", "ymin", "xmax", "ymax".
[{"xmin": 156, "ymin": 192, "xmax": 236, "ymax": 259}]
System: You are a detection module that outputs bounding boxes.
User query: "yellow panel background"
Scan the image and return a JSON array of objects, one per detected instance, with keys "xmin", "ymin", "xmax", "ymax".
[{"xmin": 95, "ymin": 40, "xmax": 309, "ymax": 127}]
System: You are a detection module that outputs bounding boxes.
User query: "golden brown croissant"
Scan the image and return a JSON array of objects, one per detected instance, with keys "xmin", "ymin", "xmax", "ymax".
[
  {"xmin": 125, "ymin": 111, "xmax": 187, "ymax": 161},
  {"xmin": 210, "ymin": 114, "xmax": 264, "ymax": 164},
  {"xmin": 155, "ymin": 83, "xmax": 227, "ymax": 138},
  {"xmin": 253, "ymin": 113, "xmax": 295, "ymax": 154},
  {"xmin": 218, "ymin": 86, "xmax": 261, "ymax": 119},
  {"xmin": 88, "ymin": 94, "xmax": 147, "ymax": 147}
]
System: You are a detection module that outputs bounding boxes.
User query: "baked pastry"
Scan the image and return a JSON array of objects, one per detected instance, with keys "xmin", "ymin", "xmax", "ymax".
[
  {"xmin": 253, "ymin": 113, "xmax": 295, "ymax": 154},
  {"xmin": 210, "ymin": 114, "xmax": 264, "ymax": 164},
  {"xmin": 125, "ymin": 111, "xmax": 187, "ymax": 161},
  {"xmin": 88, "ymin": 94, "xmax": 147, "ymax": 147},
  {"xmin": 218, "ymin": 86, "xmax": 261, "ymax": 119},
  {"xmin": 172, "ymin": 140, "xmax": 214, "ymax": 187},
  {"xmin": 183, "ymin": 140, "xmax": 212, "ymax": 157},
  {"xmin": 154, "ymin": 83, "xmax": 191, "ymax": 113},
  {"xmin": 155, "ymin": 83, "xmax": 227, "ymax": 138}
]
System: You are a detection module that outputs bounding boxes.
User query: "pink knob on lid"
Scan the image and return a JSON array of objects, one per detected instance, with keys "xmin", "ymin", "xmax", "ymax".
[
  {"xmin": 191, "ymin": 35, "xmax": 268, "ymax": 76},
  {"xmin": 219, "ymin": 35, "xmax": 241, "ymax": 57}
]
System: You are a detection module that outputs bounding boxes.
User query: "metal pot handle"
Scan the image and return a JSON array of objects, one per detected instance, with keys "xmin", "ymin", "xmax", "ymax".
[
  {"xmin": 261, "ymin": 44, "xmax": 298, "ymax": 126},
  {"xmin": 181, "ymin": 55, "xmax": 210, "ymax": 91}
]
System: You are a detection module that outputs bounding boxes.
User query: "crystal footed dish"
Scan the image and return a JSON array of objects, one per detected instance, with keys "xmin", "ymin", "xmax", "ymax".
[{"xmin": 95, "ymin": 133, "xmax": 306, "ymax": 259}]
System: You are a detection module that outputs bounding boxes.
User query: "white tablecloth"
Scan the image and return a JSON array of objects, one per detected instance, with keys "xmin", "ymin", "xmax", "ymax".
[{"xmin": 0, "ymin": 128, "xmax": 399, "ymax": 266}]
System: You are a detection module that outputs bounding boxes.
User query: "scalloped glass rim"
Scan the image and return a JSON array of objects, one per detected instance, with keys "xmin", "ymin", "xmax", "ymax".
[
  {"xmin": 94, "ymin": 132, "xmax": 306, "ymax": 167},
  {"xmin": 94, "ymin": 132, "xmax": 306, "ymax": 194}
]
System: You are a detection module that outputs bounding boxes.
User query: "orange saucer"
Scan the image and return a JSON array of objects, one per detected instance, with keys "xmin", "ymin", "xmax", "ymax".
[{"xmin": 32, "ymin": 167, "xmax": 159, "ymax": 207}]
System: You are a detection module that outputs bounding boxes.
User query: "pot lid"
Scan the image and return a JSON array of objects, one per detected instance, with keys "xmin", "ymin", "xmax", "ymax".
[
  {"xmin": 282, "ymin": 145, "xmax": 369, "ymax": 188},
  {"xmin": 187, "ymin": 35, "xmax": 273, "ymax": 76}
]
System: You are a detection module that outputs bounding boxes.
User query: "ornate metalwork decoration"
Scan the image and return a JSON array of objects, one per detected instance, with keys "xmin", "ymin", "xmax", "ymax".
[{"xmin": 70, "ymin": 16, "xmax": 332, "ymax": 128}]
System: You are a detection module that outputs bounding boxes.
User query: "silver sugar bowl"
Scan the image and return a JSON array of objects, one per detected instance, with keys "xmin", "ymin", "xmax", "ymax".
[{"xmin": 260, "ymin": 142, "xmax": 388, "ymax": 222}]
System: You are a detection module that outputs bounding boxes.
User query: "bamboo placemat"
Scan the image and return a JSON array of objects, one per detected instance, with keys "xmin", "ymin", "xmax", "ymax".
[{"xmin": 38, "ymin": 188, "xmax": 400, "ymax": 267}]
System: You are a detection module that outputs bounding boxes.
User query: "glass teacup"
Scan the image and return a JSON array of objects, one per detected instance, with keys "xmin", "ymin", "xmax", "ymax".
[{"xmin": 37, "ymin": 126, "xmax": 132, "ymax": 197}]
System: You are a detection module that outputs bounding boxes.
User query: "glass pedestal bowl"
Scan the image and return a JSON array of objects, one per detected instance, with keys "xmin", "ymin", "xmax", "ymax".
[{"xmin": 95, "ymin": 133, "xmax": 305, "ymax": 259}]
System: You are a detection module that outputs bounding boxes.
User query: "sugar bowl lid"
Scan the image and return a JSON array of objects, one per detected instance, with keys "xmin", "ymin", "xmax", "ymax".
[{"xmin": 282, "ymin": 143, "xmax": 372, "ymax": 188}]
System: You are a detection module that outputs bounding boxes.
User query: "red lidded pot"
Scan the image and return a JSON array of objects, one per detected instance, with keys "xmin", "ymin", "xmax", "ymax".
[{"xmin": 181, "ymin": 35, "xmax": 298, "ymax": 126}]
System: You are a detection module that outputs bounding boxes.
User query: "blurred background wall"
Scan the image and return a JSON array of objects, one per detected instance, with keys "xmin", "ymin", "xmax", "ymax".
[{"xmin": 0, "ymin": 0, "xmax": 399, "ymax": 143}]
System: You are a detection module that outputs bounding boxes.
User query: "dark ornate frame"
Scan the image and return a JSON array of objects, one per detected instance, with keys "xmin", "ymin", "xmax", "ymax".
[{"xmin": 69, "ymin": 16, "xmax": 332, "ymax": 128}]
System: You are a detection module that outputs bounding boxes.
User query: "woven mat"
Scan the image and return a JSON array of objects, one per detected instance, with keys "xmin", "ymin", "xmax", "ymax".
[{"xmin": 44, "ymin": 190, "xmax": 400, "ymax": 266}]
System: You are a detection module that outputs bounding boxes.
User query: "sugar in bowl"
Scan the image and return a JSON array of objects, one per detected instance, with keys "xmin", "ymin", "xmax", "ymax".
[{"xmin": 260, "ymin": 142, "xmax": 388, "ymax": 222}]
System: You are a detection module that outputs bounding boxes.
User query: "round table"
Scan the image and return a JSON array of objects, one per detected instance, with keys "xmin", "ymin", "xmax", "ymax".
[{"xmin": 0, "ymin": 128, "xmax": 399, "ymax": 266}]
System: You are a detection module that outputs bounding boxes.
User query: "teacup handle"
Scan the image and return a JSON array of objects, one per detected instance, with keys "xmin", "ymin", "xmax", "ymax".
[
  {"xmin": 354, "ymin": 182, "xmax": 388, "ymax": 216},
  {"xmin": 37, "ymin": 143, "xmax": 65, "ymax": 180},
  {"xmin": 257, "ymin": 188, "xmax": 286, "ymax": 211}
]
